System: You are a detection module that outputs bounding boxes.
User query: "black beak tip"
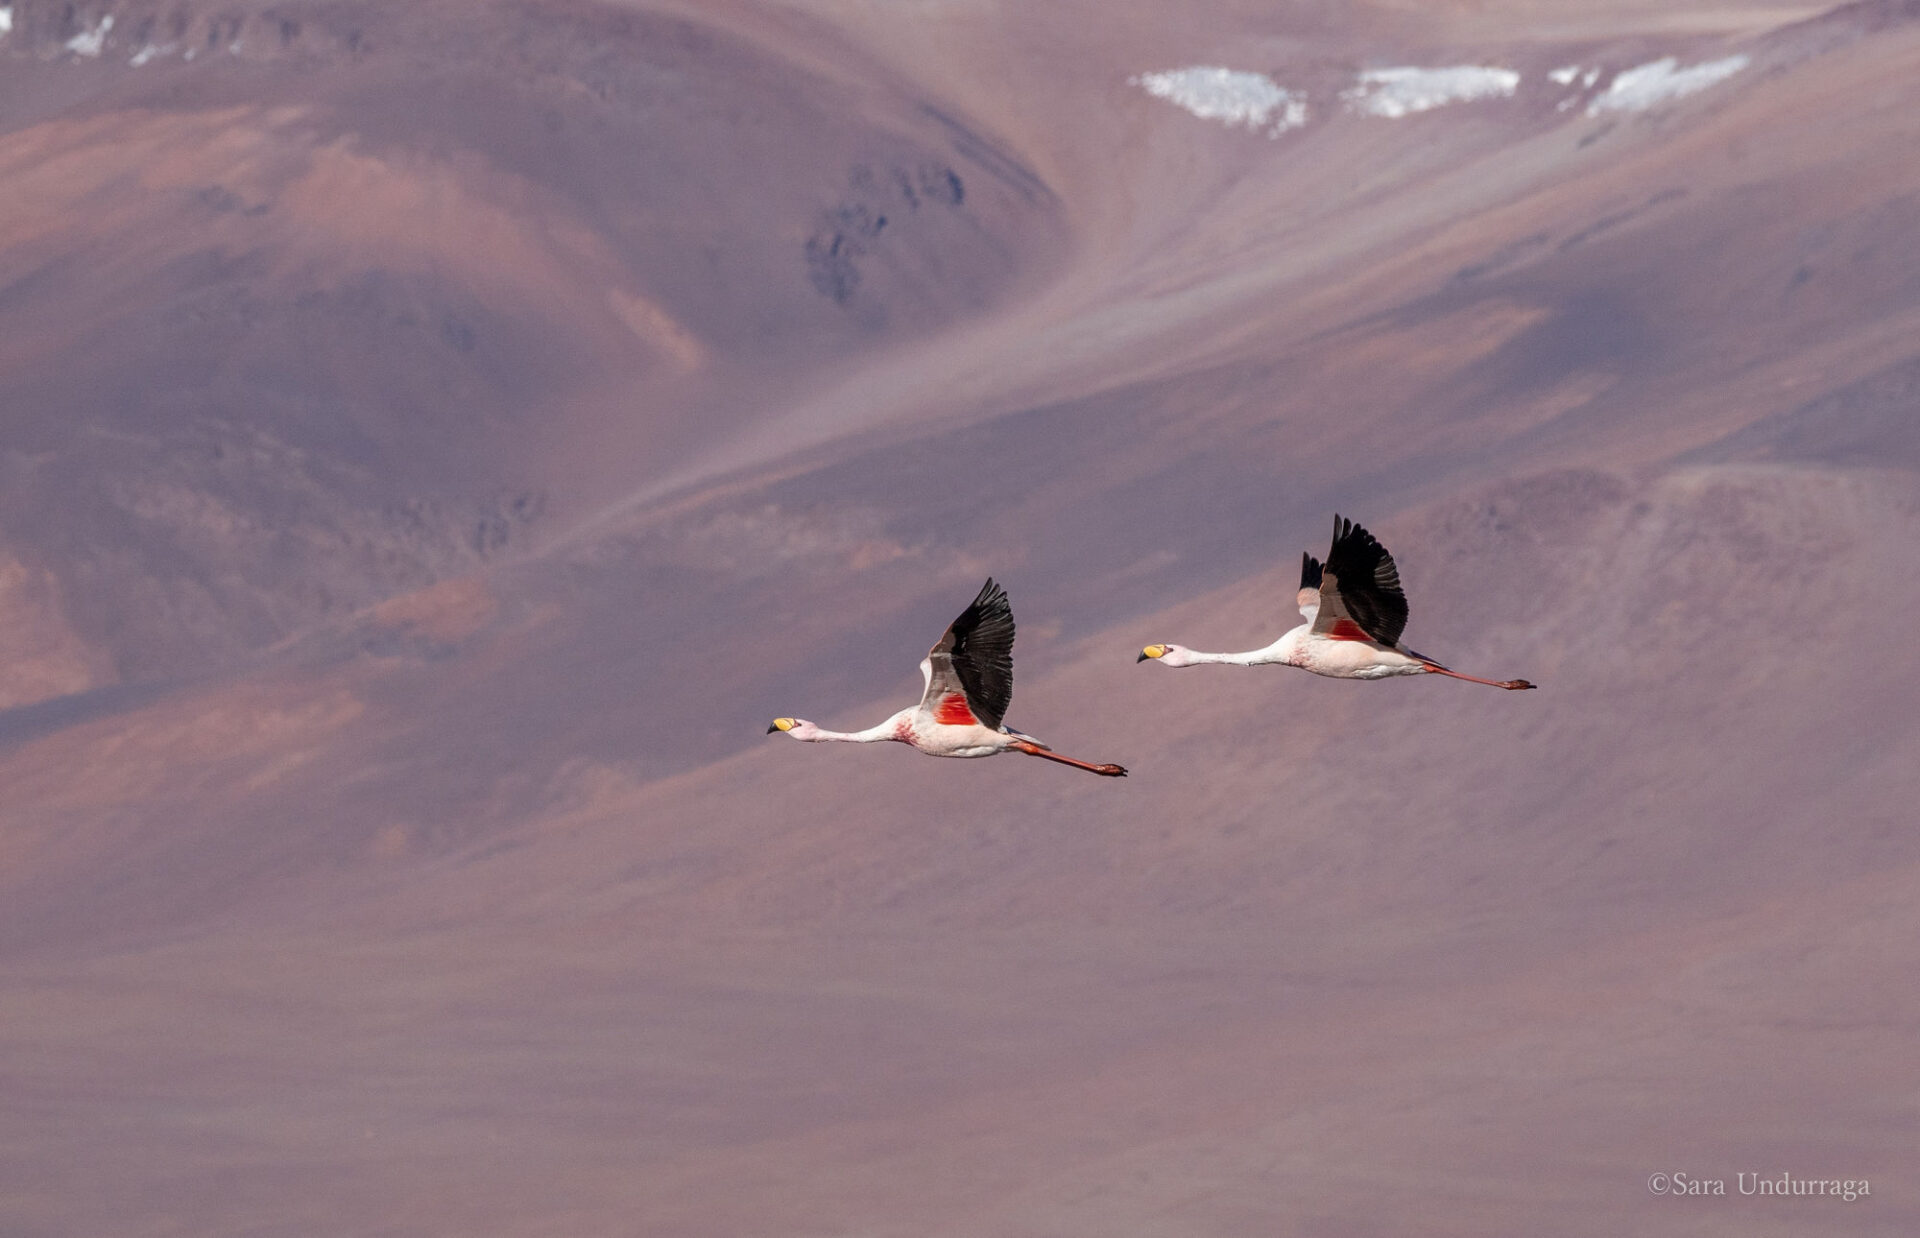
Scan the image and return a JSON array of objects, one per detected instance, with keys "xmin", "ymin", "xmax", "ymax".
[
  {"xmin": 765, "ymin": 722, "xmax": 779, "ymax": 733},
  {"xmin": 1135, "ymin": 651, "xmax": 1149, "ymax": 662}
]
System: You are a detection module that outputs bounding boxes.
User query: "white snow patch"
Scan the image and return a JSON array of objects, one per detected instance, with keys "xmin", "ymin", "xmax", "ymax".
[
  {"xmin": 1342, "ymin": 65, "xmax": 1520, "ymax": 118},
  {"xmin": 129, "ymin": 43, "xmax": 173, "ymax": 67},
  {"xmin": 1133, "ymin": 67, "xmax": 1309, "ymax": 136},
  {"xmin": 1588, "ymin": 55, "xmax": 1749, "ymax": 115},
  {"xmin": 65, "ymin": 13, "xmax": 114, "ymax": 57},
  {"xmin": 0, "ymin": 8, "xmax": 14, "ymax": 39},
  {"xmin": 1551, "ymin": 65, "xmax": 1603, "ymax": 109}
]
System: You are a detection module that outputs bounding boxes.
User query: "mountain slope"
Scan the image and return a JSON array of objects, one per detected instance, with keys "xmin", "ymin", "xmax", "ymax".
[{"xmin": 2, "ymin": 1, "xmax": 1918, "ymax": 1235}]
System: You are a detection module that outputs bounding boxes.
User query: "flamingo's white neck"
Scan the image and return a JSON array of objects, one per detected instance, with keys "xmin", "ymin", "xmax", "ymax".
[
  {"xmin": 1179, "ymin": 648, "xmax": 1267, "ymax": 666},
  {"xmin": 772, "ymin": 712, "xmax": 906, "ymax": 743},
  {"xmin": 1145, "ymin": 642, "xmax": 1286, "ymax": 668}
]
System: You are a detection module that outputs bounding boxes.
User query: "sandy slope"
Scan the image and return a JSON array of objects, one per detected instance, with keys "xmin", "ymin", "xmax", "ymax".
[{"xmin": 2, "ymin": 0, "xmax": 1918, "ymax": 1234}]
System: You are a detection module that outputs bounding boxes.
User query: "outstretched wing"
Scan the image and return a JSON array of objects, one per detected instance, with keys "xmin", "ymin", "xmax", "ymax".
[
  {"xmin": 1296, "ymin": 552, "xmax": 1323, "ymax": 623},
  {"xmin": 918, "ymin": 578, "xmax": 1015, "ymax": 731},
  {"xmin": 1312, "ymin": 515, "xmax": 1410, "ymax": 648}
]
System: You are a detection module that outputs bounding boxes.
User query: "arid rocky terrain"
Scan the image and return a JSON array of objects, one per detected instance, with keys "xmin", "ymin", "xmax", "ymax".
[{"xmin": 2, "ymin": 1, "xmax": 1916, "ymax": 1234}]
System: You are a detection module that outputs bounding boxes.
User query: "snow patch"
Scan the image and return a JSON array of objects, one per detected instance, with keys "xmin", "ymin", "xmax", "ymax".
[
  {"xmin": 1588, "ymin": 55, "xmax": 1749, "ymax": 115},
  {"xmin": 130, "ymin": 43, "xmax": 173, "ymax": 67},
  {"xmin": 1342, "ymin": 65, "xmax": 1519, "ymax": 118},
  {"xmin": 65, "ymin": 13, "xmax": 114, "ymax": 57},
  {"xmin": 0, "ymin": 8, "xmax": 13, "ymax": 39},
  {"xmin": 1133, "ymin": 67, "xmax": 1308, "ymax": 136},
  {"xmin": 1548, "ymin": 65, "xmax": 1601, "ymax": 88},
  {"xmin": 1551, "ymin": 65, "xmax": 1603, "ymax": 109}
]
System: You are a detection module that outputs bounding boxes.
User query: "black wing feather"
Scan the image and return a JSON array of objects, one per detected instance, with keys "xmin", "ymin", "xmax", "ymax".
[
  {"xmin": 1300, "ymin": 552, "xmax": 1323, "ymax": 592},
  {"xmin": 1324, "ymin": 515, "xmax": 1409, "ymax": 648},
  {"xmin": 931, "ymin": 578, "xmax": 1015, "ymax": 731}
]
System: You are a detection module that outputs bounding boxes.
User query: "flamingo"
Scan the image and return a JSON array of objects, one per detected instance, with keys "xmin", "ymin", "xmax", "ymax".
[
  {"xmin": 1138, "ymin": 515, "xmax": 1537, "ymax": 690},
  {"xmin": 768, "ymin": 579, "xmax": 1128, "ymax": 776}
]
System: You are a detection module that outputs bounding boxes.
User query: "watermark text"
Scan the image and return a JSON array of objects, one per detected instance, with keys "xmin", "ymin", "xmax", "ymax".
[{"xmin": 1647, "ymin": 1171, "xmax": 1869, "ymax": 1202}]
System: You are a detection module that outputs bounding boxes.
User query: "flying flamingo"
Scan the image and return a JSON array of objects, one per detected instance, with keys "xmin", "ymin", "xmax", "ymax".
[
  {"xmin": 768, "ymin": 579, "xmax": 1128, "ymax": 776},
  {"xmin": 1138, "ymin": 515, "xmax": 1537, "ymax": 690}
]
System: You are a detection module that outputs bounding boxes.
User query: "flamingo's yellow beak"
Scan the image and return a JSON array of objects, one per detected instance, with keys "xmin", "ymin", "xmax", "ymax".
[
  {"xmin": 767, "ymin": 717, "xmax": 796, "ymax": 733},
  {"xmin": 1137, "ymin": 645, "xmax": 1167, "ymax": 662}
]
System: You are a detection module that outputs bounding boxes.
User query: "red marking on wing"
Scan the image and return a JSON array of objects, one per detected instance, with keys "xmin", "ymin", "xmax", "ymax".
[
  {"xmin": 934, "ymin": 693, "xmax": 978, "ymax": 726},
  {"xmin": 1327, "ymin": 618, "xmax": 1376, "ymax": 643}
]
